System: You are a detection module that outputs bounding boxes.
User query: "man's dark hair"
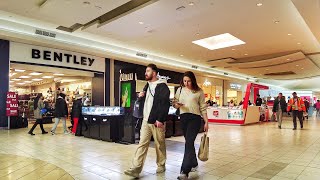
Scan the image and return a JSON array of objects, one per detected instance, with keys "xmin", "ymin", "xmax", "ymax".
[{"xmin": 146, "ymin": 64, "xmax": 158, "ymax": 73}]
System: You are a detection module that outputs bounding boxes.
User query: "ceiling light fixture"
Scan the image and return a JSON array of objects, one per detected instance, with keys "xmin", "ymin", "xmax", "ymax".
[
  {"xmin": 256, "ymin": 3, "xmax": 263, "ymax": 6},
  {"xmin": 296, "ymin": 65, "xmax": 299, "ymax": 66},
  {"xmin": 83, "ymin": 1, "xmax": 90, "ymax": 5},
  {"xmin": 24, "ymin": 81, "xmax": 32, "ymax": 83},
  {"xmin": 16, "ymin": 83, "xmax": 25, "ymax": 85},
  {"xmin": 232, "ymin": 49, "xmax": 236, "ymax": 51},
  {"xmin": 192, "ymin": 33, "xmax": 245, "ymax": 50},
  {"xmin": 297, "ymin": 42, "xmax": 301, "ymax": 45},
  {"xmin": 274, "ymin": 20, "xmax": 280, "ymax": 24},
  {"xmin": 244, "ymin": 54, "xmax": 248, "ymax": 56},
  {"xmin": 19, "ymin": 76, "xmax": 30, "ymax": 79},
  {"xmin": 32, "ymin": 79, "xmax": 43, "ymax": 81},
  {"xmin": 286, "ymin": 58, "xmax": 290, "ymax": 61},
  {"xmin": 42, "ymin": 76, "xmax": 54, "ymax": 79},
  {"xmin": 180, "ymin": 55, "xmax": 184, "ymax": 57},
  {"xmin": 53, "ymin": 73, "xmax": 64, "ymax": 76},
  {"xmin": 29, "ymin": 72, "xmax": 43, "ymax": 76},
  {"xmin": 301, "ymin": 68, "xmax": 304, "ymax": 70},
  {"xmin": 15, "ymin": 69, "xmax": 25, "ymax": 72},
  {"xmin": 12, "ymin": 78, "xmax": 21, "ymax": 81},
  {"xmin": 266, "ymin": 69, "xmax": 269, "ymax": 71},
  {"xmin": 287, "ymin": 33, "xmax": 292, "ymax": 36}
]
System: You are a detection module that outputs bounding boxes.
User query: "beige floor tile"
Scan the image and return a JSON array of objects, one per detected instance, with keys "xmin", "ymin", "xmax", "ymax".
[{"xmin": 220, "ymin": 173, "xmax": 247, "ymax": 180}]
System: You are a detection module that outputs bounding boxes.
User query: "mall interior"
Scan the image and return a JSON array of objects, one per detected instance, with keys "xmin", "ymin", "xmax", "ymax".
[{"xmin": 1, "ymin": 0, "xmax": 320, "ymax": 180}]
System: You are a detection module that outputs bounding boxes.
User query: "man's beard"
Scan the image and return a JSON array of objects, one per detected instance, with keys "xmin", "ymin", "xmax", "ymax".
[{"xmin": 145, "ymin": 75, "xmax": 153, "ymax": 81}]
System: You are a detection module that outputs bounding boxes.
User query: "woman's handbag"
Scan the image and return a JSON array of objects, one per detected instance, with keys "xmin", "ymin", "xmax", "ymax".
[
  {"xmin": 175, "ymin": 87, "xmax": 183, "ymax": 116},
  {"xmin": 198, "ymin": 133, "xmax": 209, "ymax": 161},
  {"xmin": 40, "ymin": 108, "xmax": 47, "ymax": 115}
]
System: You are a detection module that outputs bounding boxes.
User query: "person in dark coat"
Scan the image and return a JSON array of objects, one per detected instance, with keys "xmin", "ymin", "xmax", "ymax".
[
  {"xmin": 51, "ymin": 93, "xmax": 68, "ymax": 135},
  {"xmin": 71, "ymin": 95, "xmax": 83, "ymax": 134},
  {"xmin": 273, "ymin": 93, "xmax": 287, "ymax": 129}
]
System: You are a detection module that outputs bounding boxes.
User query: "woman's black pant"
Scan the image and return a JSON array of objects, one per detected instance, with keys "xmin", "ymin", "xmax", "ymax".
[
  {"xmin": 29, "ymin": 119, "xmax": 45, "ymax": 133},
  {"xmin": 180, "ymin": 113, "xmax": 202, "ymax": 175}
]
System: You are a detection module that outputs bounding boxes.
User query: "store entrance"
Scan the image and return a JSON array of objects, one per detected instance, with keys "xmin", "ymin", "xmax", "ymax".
[{"xmin": 9, "ymin": 63, "xmax": 94, "ymax": 126}]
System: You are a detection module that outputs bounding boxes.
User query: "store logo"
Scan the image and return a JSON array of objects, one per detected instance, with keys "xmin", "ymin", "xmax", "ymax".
[
  {"xmin": 120, "ymin": 73, "xmax": 134, "ymax": 81},
  {"xmin": 157, "ymin": 72, "xmax": 171, "ymax": 81},
  {"xmin": 230, "ymin": 83, "xmax": 241, "ymax": 90},
  {"xmin": 31, "ymin": 49, "xmax": 95, "ymax": 66}
]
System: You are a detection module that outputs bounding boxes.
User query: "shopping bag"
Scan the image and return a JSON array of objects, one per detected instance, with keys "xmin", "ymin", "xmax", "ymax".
[{"xmin": 198, "ymin": 133, "xmax": 209, "ymax": 161}]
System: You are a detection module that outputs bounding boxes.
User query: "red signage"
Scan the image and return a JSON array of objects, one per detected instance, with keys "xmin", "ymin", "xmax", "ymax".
[
  {"xmin": 213, "ymin": 110, "xmax": 219, "ymax": 117},
  {"xmin": 6, "ymin": 92, "xmax": 18, "ymax": 116}
]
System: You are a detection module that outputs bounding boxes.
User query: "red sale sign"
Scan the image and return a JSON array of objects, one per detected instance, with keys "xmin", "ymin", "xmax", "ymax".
[{"xmin": 6, "ymin": 92, "xmax": 18, "ymax": 116}]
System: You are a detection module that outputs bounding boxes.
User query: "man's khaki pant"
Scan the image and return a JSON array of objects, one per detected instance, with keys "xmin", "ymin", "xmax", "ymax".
[{"xmin": 132, "ymin": 120, "xmax": 166, "ymax": 173}]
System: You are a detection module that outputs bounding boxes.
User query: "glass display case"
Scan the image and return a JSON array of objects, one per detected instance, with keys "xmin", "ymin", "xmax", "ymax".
[{"xmin": 82, "ymin": 106, "xmax": 124, "ymax": 116}]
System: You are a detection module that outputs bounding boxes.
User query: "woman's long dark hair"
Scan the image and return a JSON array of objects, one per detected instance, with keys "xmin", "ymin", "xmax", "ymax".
[
  {"xmin": 180, "ymin": 71, "xmax": 201, "ymax": 92},
  {"xmin": 34, "ymin": 94, "xmax": 42, "ymax": 110}
]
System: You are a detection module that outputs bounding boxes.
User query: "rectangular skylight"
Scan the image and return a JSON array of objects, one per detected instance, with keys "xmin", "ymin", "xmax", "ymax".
[{"xmin": 192, "ymin": 33, "xmax": 245, "ymax": 50}]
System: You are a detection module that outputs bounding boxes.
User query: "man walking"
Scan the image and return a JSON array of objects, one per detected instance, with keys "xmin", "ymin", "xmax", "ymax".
[
  {"xmin": 51, "ymin": 93, "xmax": 69, "ymax": 135},
  {"xmin": 273, "ymin": 93, "xmax": 286, "ymax": 129},
  {"xmin": 124, "ymin": 64, "xmax": 170, "ymax": 178},
  {"xmin": 287, "ymin": 92, "xmax": 306, "ymax": 130}
]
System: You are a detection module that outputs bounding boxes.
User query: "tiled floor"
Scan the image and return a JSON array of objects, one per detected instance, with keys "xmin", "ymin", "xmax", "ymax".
[{"xmin": 1, "ymin": 116, "xmax": 320, "ymax": 180}]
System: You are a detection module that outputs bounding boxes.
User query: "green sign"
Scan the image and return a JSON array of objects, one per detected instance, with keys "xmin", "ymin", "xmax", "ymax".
[{"xmin": 121, "ymin": 82, "xmax": 131, "ymax": 108}]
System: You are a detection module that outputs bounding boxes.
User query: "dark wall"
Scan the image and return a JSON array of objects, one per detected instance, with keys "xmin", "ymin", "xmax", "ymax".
[
  {"xmin": 114, "ymin": 60, "xmax": 183, "ymax": 106},
  {"xmin": 92, "ymin": 73, "xmax": 105, "ymax": 106},
  {"xmin": 105, "ymin": 58, "xmax": 110, "ymax": 106},
  {"xmin": 0, "ymin": 40, "xmax": 9, "ymax": 128}
]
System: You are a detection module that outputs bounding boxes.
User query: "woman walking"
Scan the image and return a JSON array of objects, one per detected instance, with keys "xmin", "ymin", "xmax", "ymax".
[
  {"xmin": 173, "ymin": 71, "xmax": 209, "ymax": 179},
  {"xmin": 28, "ymin": 94, "xmax": 48, "ymax": 135}
]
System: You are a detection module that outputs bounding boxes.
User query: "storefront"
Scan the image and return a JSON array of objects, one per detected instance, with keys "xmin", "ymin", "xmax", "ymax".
[
  {"xmin": 0, "ymin": 40, "xmax": 110, "ymax": 128},
  {"xmin": 223, "ymin": 81, "xmax": 246, "ymax": 106},
  {"xmin": 196, "ymin": 76, "xmax": 223, "ymax": 106}
]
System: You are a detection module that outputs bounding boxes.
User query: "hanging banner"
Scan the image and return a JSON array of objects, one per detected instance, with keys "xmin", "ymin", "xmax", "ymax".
[{"xmin": 6, "ymin": 92, "xmax": 18, "ymax": 116}]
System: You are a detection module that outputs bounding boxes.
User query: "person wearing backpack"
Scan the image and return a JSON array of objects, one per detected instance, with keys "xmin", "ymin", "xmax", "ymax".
[
  {"xmin": 124, "ymin": 64, "xmax": 170, "ymax": 178},
  {"xmin": 173, "ymin": 71, "xmax": 209, "ymax": 180}
]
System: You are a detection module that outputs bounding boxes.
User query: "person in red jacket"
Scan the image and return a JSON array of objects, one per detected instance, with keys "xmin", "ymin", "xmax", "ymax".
[{"xmin": 287, "ymin": 92, "xmax": 306, "ymax": 130}]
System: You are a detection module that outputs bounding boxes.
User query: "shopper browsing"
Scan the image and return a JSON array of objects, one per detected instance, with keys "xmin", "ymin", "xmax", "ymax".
[
  {"xmin": 272, "ymin": 93, "xmax": 287, "ymax": 129},
  {"xmin": 28, "ymin": 94, "xmax": 48, "ymax": 135},
  {"xmin": 71, "ymin": 95, "xmax": 83, "ymax": 135},
  {"xmin": 173, "ymin": 71, "xmax": 209, "ymax": 180},
  {"xmin": 287, "ymin": 92, "xmax": 306, "ymax": 130},
  {"xmin": 124, "ymin": 64, "xmax": 170, "ymax": 178},
  {"xmin": 51, "ymin": 93, "xmax": 69, "ymax": 135}
]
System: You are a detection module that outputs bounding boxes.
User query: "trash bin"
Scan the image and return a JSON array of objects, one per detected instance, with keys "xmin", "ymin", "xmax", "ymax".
[
  {"xmin": 89, "ymin": 116, "xmax": 101, "ymax": 140},
  {"xmin": 82, "ymin": 115, "xmax": 91, "ymax": 138},
  {"xmin": 100, "ymin": 117, "xmax": 111, "ymax": 142}
]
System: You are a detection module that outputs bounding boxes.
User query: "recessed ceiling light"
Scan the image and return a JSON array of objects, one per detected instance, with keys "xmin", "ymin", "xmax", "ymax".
[
  {"xmin": 297, "ymin": 42, "xmax": 301, "ymax": 45},
  {"xmin": 286, "ymin": 58, "xmax": 290, "ymax": 61},
  {"xmin": 83, "ymin": 1, "xmax": 90, "ymax": 5},
  {"xmin": 301, "ymin": 68, "xmax": 304, "ymax": 69},
  {"xmin": 180, "ymin": 54, "xmax": 184, "ymax": 57},
  {"xmin": 9, "ymin": 73, "xmax": 17, "ymax": 77},
  {"xmin": 29, "ymin": 72, "xmax": 43, "ymax": 76},
  {"xmin": 274, "ymin": 20, "xmax": 280, "ymax": 24},
  {"xmin": 256, "ymin": 3, "xmax": 263, "ymax": 7},
  {"xmin": 192, "ymin": 33, "xmax": 245, "ymax": 50},
  {"xmin": 24, "ymin": 81, "xmax": 32, "ymax": 83},
  {"xmin": 15, "ymin": 69, "xmax": 25, "ymax": 72},
  {"xmin": 43, "ymin": 76, "xmax": 54, "ymax": 79},
  {"xmin": 53, "ymin": 73, "xmax": 64, "ymax": 76},
  {"xmin": 12, "ymin": 78, "xmax": 21, "ymax": 81},
  {"xmin": 139, "ymin": 21, "xmax": 144, "ymax": 25},
  {"xmin": 266, "ymin": 69, "xmax": 269, "ymax": 70},
  {"xmin": 19, "ymin": 76, "xmax": 30, "ymax": 79},
  {"xmin": 32, "ymin": 79, "xmax": 43, "ymax": 81},
  {"xmin": 288, "ymin": 33, "xmax": 292, "ymax": 36},
  {"xmin": 16, "ymin": 83, "xmax": 25, "ymax": 85},
  {"xmin": 296, "ymin": 65, "xmax": 299, "ymax": 66},
  {"xmin": 232, "ymin": 49, "xmax": 236, "ymax": 51},
  {"xmin": 244, "ymin": 54, "xmax": 248, "ymax": 56},
  {"xmin": 189, "ymin": 2, "xmax": 195, "ymax": 6}
]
